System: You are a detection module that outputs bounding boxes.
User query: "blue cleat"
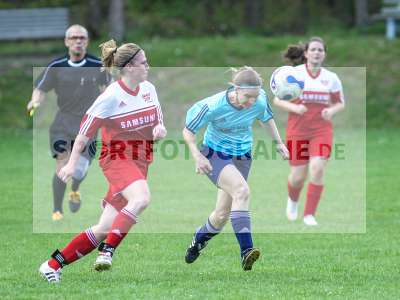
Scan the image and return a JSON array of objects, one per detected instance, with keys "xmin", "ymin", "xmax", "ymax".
[{"xmin": 185, "ymin": 236, "xmax": 208, "ymax": 264}]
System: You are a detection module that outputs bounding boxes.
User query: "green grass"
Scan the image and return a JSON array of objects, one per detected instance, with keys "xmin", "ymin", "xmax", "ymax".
[
  {"xmin": 0, "ymin": 32, "xmax": 397, "ymax": 299},
  {"xmin": 32, "ymin": 128, "xmax": 366, "ymax": 234},
  {"xmin": 29, "ymin": 67, "xmax": 366, "ymax": 234},
  {"xmin": 0, "ymin": 128, "xmax": 398, "ymax": 299}
]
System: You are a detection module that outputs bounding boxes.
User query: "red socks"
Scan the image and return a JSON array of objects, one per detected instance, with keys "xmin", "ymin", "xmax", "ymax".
[
  {"xmin": 48, "ymin": 229, "xmax": 99, "ymax": 269},
  {"xmin": 105, "ymin": 208, "xmax": 137, "ymax": 248},
  {"xmin": 304, "ymin": 183, "xmax": 324, "ymax": 216},
  {"xmin": 47, "ymin": 209, "xmax": 137, "ymax": 270},
  {"xmin": 288, "ymin": 182, "xmax": 303, "ymax": 202}
]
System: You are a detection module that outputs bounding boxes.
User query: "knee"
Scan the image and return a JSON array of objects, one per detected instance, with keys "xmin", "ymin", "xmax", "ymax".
[
  {"xmin": 289, "ymin": 172, "xmax": 306, "ymax": 187},
  {"xmin": 232, "ymin": 185, "xmax": 250, "ymax": 202},
  {"xmin": 141, "ymin": 189, "xmax": 151, "ymax": 208},
  {"xmin": 55, "ymin": 154, "xmax": 69, "ymax": 172},
  {"xmin": 130, "ymin": 190, "xmax": 151, "ymax": 212},
  {"xmin": 91, "ymin": 224, "xmax": 110, "ymax": 239},
  {"xmin": 138, "ymin": 194, "xmax": 151, "ymax": 211},
  {"xmin": 310, "ymin": 164, "xmax": 324, "ymax": 181}
]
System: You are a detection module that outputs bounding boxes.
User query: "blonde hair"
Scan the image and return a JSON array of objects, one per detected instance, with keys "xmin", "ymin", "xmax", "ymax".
[
  {"xmin": 99, "ymin": 39, "xmax": 142, "ymax": 72},
  {"xmin": 229, "ymin": 66, "xmax": 263, "ymax": 88}
]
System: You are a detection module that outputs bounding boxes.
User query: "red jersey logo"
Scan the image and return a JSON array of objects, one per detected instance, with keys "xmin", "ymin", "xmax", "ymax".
[
  {"xmin": 321, "ymin": 79, "xmax": 329, "ymax": 86},
  {"xmin": 142, "ymin": 93, "xmax": 151, "ymax": 103}
]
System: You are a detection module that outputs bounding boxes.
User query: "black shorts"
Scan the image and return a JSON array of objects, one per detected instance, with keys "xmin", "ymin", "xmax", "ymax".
[{"xmin": 49, "ymin": 111, "xmax": 97, "ymax": 160}]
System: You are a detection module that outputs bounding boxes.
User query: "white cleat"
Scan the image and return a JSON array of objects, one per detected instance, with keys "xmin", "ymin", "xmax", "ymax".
[
  {"xmin": 303, "ymin": 215, "xmax": 318, "ymax": 226},
  {"xmin": 286, "ymin": 197, "xmax": 298, "ymax": 221},
  {"xmin": 39, "ymin": 261, "xmax": 62, "ymax": 283},
  {"xmin": 94, "ymin": 252, "xmax": 112, "ymax": 271}
]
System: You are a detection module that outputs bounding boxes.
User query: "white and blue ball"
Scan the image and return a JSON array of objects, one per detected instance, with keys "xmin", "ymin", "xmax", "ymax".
[{"xmin": 270, "ymin": 66, "xmax": 305, "ymax": 101}]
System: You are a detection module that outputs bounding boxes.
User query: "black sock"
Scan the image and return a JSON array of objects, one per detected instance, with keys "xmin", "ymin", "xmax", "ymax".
[
  {"xmin": 53, "ymin": 174, "xmax": 66, "ymax": 213},
  {"xmin": 71, "ymin": 176, "xmax": 85, "ymax": 192}
]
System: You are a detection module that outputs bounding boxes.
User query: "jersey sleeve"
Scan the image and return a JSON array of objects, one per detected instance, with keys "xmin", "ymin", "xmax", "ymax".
[
  {"xmin": 185, "ymin": 98, "xmax": 214, "ymax": 134},
  {"xmin": 34, "ymin": 64, "xmax": 56, "ymax": 92},
  {"xmin": 149, "ymin": 83, "xmax": 164, "ymax": 126},
  {"xmin": 79, "ymin": 92, "xmax": 113, "ymax": 139},
  {"xmin": 257, "ymin": 90, "xmax": 274, "ymax": 123},
  {"xmin": 330, "ymin": 74, "xmax": 345, "ymax": 104}
]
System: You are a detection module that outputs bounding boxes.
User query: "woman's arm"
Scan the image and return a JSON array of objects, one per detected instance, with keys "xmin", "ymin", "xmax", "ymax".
[
  {"xmin": 272, "ymin": 97, "xmax": 307, "ymax": 115},
  {"xmin": 58, "ymin": 134, "xmax": 89, "ymax": 182},
  {"xmin": 321, "ymin": 102, "xmax": 345, "ymax": 121},
  {"xmin": 259, "ymin": 119, "xmax": 290, "ymax": 160},
  {"xmin": 153, "ymin": 124, "xmax": 167, "ymax": 140},
  {"xmin": 182, "ymin": 127, "xmax": 212, "ymax": 174}
]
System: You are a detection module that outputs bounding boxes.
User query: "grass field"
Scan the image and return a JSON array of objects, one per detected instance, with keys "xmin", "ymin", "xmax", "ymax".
[
  {"xmin": 0, "ymin": 128, "xmax": 398, "ymax": 299},
  {"xmin": 0, "ymin": 32, "xmax": 397, "ymax": 299},
  {"xmin": 31, "ymin": 66, "xmax": 366, "ymax": 234},
  {"xmin": 32, "ymin": 127, "xmax": 366, "ymax": 234}
]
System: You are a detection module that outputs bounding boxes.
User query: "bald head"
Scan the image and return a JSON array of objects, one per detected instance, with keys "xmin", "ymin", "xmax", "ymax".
[
  {"xmin": 64, "ymin": 24, "xmax": 89, "ymax": 61},
  {"xmin": 65, "ymin": 24, "xmax": 88, "ymax": 39}
]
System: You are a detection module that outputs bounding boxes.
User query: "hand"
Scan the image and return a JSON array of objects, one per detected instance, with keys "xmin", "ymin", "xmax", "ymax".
[
  {"xmin": 57, "ymin": 163, "xmax": 75, "ymax": 183},
  {"xmin": 194, "ymin": 154, "xmax": 213, "ymax": 175},
  {"xmin": 294, "ymin": 104, "xmax": 307, "ymax": 115},
  {"xmin": 27, "ymin": 100, "xmax": 39, "ymax": 117},
  {"xmin": 153, "ymin": 124, "xmax": 167, "ymax": 140},
  {"xmin": 321, "ymin": 108, "xmax": 334, "ymax": 121},
  {"xmin": 276, "ymin": 142, "xmax": 290, "ymax": 160}
]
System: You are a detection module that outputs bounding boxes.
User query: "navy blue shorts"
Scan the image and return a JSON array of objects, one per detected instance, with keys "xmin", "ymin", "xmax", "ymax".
[{"xmin": 200, "ymin": 145, "xmax": 252, "ymax": 186}]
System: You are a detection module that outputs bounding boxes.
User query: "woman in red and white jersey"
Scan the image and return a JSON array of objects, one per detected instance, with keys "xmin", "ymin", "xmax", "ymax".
[
  {"xmin": 39, "ymin": 39, "xmax": 167, "ymax": 282},
  {"xmin": 273, "ymin": 37, "xmax": 345, "ymax": 226}
]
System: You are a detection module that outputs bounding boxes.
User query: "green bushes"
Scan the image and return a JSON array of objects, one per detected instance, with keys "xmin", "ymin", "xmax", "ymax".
[{"xmin": 0, "ymin": 34, "xmax": 398, "ymax": 128}]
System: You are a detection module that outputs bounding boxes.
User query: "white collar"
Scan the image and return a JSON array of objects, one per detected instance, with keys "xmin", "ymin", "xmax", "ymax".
[{"xmin": 68, "ymin": 59, "xmax": 86, "ymax": 67}]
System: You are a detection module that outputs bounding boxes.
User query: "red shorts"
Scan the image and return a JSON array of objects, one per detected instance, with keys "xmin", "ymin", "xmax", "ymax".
[
  {"xmin": 101, "ymin": 159, "xmax": 149, "ymax": 211},
  {"xmin": 286, "ymin": 131, "xmax": 333, "ymax": 166}
]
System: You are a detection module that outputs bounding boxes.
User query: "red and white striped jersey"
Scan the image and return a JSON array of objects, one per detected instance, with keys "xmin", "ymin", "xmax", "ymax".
[
  {"xmin": 79, "ymin": 79, "xmax": 164, "ymax": 165},
  {"xmin": 295, "ymin": 64, "xmax": 344, "ymax": 105},
  {"xmin": 287, "ymin": 64, "xmax": 344, "ymax": 135}
]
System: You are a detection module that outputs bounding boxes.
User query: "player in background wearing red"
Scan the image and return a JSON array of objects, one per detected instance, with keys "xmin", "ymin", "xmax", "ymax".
[
  {"xmin": 272, "ymin": 37, "xmax": 345, "ymax": 226},
  {"xmin": 39, "ymin": 39, "xmax": 166, "ymax": 282}
]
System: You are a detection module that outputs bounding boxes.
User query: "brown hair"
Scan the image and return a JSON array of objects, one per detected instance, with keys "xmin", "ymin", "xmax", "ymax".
[
  {"xmin": 99, "ymin": 39, "xmax": 142, "ymax": 71},
  {"xmin": 230, "ymin": 66, "xmax": 263, "ymax": 88},
  {"xmin": 283, "ymin": 36, "xmax": 327, "ymax": 66}
]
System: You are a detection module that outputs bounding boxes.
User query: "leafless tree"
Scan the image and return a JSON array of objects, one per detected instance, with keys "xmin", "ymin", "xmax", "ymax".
[
  {"xmin": 244, "ymin": 0, "xmax": 264, "ymax": 29},
  {"xmin": 109, "ymin": 0, "xmax": 125, "ymax": 41},
  {"xmin": 87, "ymin": 0, "xmax": 102, "ymax": 39},
  {"xmin": 355, "ymin": 0, "xmax": 369, "ymax": 27}
]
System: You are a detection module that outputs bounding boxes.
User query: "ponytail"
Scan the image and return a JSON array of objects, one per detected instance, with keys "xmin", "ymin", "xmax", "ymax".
[
  {"xmin": 99, "ymin": 39, "xmax": 118, "ymax": 70},
  {"xmin": 283, "ymin": 44, "xmax": 306, "ymax": 66}
]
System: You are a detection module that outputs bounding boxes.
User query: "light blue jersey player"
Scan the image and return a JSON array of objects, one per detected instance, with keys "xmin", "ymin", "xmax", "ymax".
[
  {"xmin": 183, "ymin": 66, "xmax": 289, "ymax": 271},
  {"xmin": 186, "ymin": 87, "xmax": 273, "ymax": 156}
]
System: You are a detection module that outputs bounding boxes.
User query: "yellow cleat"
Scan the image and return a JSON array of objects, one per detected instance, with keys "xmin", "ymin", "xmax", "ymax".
[
  {"xmin": 69, "ymin": 191, "xmax": 81, "ymax": 213},
  {"xmin": 241, "ymin": 248, "xmax": 261, "ymax": 271},
  {"xmin": 52, "ymin": 211, "xmax": 63, "ymax": 221}
]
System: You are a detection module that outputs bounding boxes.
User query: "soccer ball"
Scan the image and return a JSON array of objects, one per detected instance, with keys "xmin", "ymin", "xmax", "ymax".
[{"xmin": 269, "ymin": 66, "xmax": 305, "ymax": 101}]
